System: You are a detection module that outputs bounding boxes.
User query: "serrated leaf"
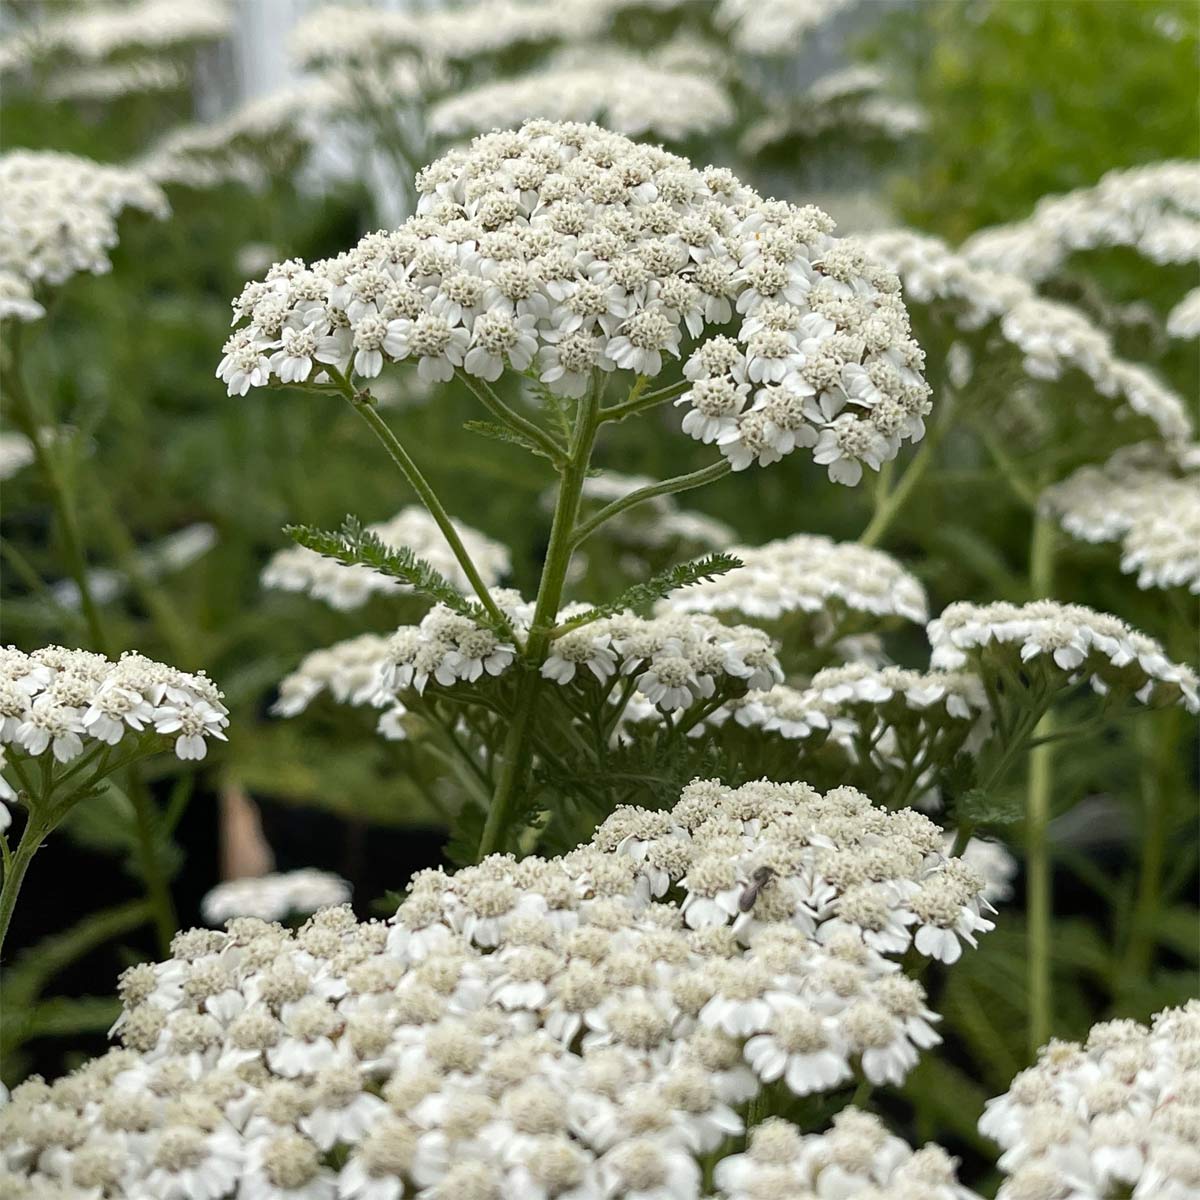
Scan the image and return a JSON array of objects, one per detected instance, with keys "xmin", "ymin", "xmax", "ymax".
[
  {"xmin": 526, "ymin": 379, "xmax": 574, "ymax": 442},
  {"xmin": 552, "ymin": 553, "xmax": 743, "ymax": 635},
  {"xmin": 956, "ymin": 785, "xmax": 1025, "ymax": 826},
  {"xmin": 286, "ymin": 516, "xmax": 495, "ymax": 627},
  {"xmin": 463, "ymin": 420, "xmax": 554, "ymax": 461}
]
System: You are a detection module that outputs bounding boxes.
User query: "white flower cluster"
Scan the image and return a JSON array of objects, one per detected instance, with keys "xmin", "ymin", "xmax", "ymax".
[
  {"xmin": 290, "ymin": 0, "xmax": 601, "ymax": 72},
  {"xmin": 928, "ymin": 601, "xmax": 1199, "ymax": 712},
  {"xmin": 1167, "ymin": 286, "xmax": 1200, "ymax": 339},
  {"xmin": 0, "ymin": 432, "xmax": 34, "ymax": 481},
  {"xmin": 0, "ymin": 778, "xmax": 986, "ymax": 1200},
  {"xmin": 742, "ymin": 65, "xmax": 926, "ymax": 154},
  {"xmin": 981, "ymin": 1001, "xmax": 1200, "ymax": 1200},
  {"xmin": 428, "ymin": 51, "xmax": 734, "ymax": 143},
  {"xmin": 714, "ymin": 666, "xmax": 989, "ymax": 805},
  {"xmin": 140, "ymin": 87, "xmax": 329, "ymax": 191},
  {"xmin": 202, "ymin": 870, "xmax": 353, "ymax": 927},
  {"xmin": 573, "ymin": 470, "xmax": 734, "ymax": 553},
  {"xmin": 0, "ymin": 151, "xmax": 168, "ymax": 318},
  {"xmin": 716, "ymin": 0, "xmax": 858, "ymax": 56},
  {"xmin": 0, "ymin": 646, "xmax": 229, "ymax": 782},
  {"xmin": 716, "ymin": 1109, "xmax": 978, "ymax": 1199},
  {"xmin": 659, "ymin": 532, "xmax": 928, "ymax": 628},
  {"xmin": 217, "ymin": 120, "xmax": 929, "ymax": 484},
  {"xmin": 1041, "ymin": 443, "xmax": 1200, "ymax": 593},
  {"xmin": 962, "ymin": 160, "xmax": 1200, "ymax": 282},
  {"xmin": 44, "ymin": 59, "xmax": 188, "ymax": 103},
  {"xmin": 0, "ymin": 0, "xmax": 230, "ymax": 72},
  {"xmin": 261, "ymin": 506, "xmax": 511, "ymax": 612},
  {"xmin": 271, "ymin": 633, "xmax": 393, "ymax": 721},
  {"xmin": 859, "ymin": 229, "xmax": 1193, "ymax": 442}
]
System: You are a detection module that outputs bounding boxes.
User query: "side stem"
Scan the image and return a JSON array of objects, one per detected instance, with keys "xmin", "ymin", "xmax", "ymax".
[
  {"xmin": 129, "ymin": 772, "xmax": 178, "ymax": 956},
  {"xmin": 0, "ymin": 813, "xmax": 49, "ymax": 956},
  {"xmin": 476, "ymin": 382, "xmax": 602, "ymax": 859}
]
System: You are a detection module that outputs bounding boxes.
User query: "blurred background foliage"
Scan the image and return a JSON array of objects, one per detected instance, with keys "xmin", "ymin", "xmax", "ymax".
[{"xmin": 0, "ymin": 1, "xmax": 1196, "ymax": 1187}]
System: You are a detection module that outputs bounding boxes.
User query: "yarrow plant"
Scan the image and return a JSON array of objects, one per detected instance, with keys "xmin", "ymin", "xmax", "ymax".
[{"xmin": 0, "ymin": 645, "xmax": 229, "ymax": 949}]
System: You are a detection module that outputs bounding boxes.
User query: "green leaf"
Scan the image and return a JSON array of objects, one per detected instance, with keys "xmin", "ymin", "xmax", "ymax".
[
  {"xmin": 956, "ymin": 785, "xmax": 1025, "ymax": 827},
  {"xmin": 285, "ymin": 515, "xmax": 493, "ymax": 627},
  {"xmin": 463, "ymin": 420, "xmax": 555, "ymax": 461},
  {"xmin": 23, "ymin": 996, "xmax": 123, "ymax": 1040},
  {"xmin": 552, "ymin": 553, "xmax": 743, "ymax": 634},
  {"xmin": 526, "ymin": 379, "xmax": 574, "ymax": 442}
]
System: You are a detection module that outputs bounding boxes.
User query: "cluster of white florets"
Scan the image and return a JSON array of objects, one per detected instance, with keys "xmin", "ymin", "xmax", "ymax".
[
  {"xmin": 981, "ymin": 1001, "xmax": 1200, "ymax": 1200},
  {"xmin": 573, "ymin": 470, "xmax": 734, "ymax": 554},
  {"xmin": 217, "ymin": 120, "xmax": 928, "ymax": 484},
  {"xmin": 140, "ymin": 87, "xmax": 328, "ymax": 191},
  {"xmin": 717, "ymin": 0, "xmax": 857, "ymax": 56},
  {"xmin": 44, "ymin": 59, "xmax": 187, "ymax": 102},
  {"xmin": 428, "ymin": 49, "xmax": 734, "ymax": 143},
  {"xmin": 659, "ymin": 532, "xmax": 928, "ymax": 627},
  {"xmin": 1167, "ymin": 287, "xmax": 1200, "ymax": 339},
  {"xmin": 928, "ymin": 601, "xmax": 1199, "ymax": 712},
  {"xmin": 202, "ymin": 870, "xmax": 353, "ymax": 927},
  {"xmin": 261, "ymin": 506, "xmax": 511, "ymax": 612},
  {"xmin": 0, "ymin": 645, "xmax": 229, "ymax": 806},
  {"xmin": 0, "ymin": 778, "xmax": 985, "ymax": 1200},
  {"xmin": 962, "ymin": 160, "xmax": 1200, "ymax": 282},
  {"xmin": 1041, "ymin": 443, "xmax": 1200, "ymax": 593},
  {"xmin": 0, "ymin": 151, "xmax": 168, "ymax": 317},
  {"xmin": 0, "ymin": 0, "xmax": 230, "ymax": 73},
  {"xmin": 858, "ymin": 229, "xmax": 1192, "ymax": 442},
  {"xmin": 271, "ymin": 633, "xmax": 395, "ymax": 721},
  {"xmin": 716, "ymin": 1108, "xmax": 977, "ymax": 1200}
]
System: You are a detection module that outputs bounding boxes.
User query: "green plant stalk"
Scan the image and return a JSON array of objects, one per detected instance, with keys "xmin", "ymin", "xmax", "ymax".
[
  {"xmin": 476, "ymin": 382, "xmax": 603, "ymax": 860},
  {"xmin": 329, "ymin": 373, "xmax": 513, "ymax": 635},
  {"xmin": 456, "ymin": 370, "xmax": 567, "ymax": 464},
  {"xmin": 1026, "ymin": 506, "xmax": 1056, "ymax": 1056},
  {"xmin": 0, "ymin": 811, "xmax": 50, "ymax": 955},
  {"xmin": 4, "ymin": 335, "xmax": 109, "ymax": 655},
  {"xmin": 569, "ymin": 461, "xmax": 731, "ymax": 550},
  {"xmin": 1122, "ymin": 713, "xmax": 1170, "ymax": 986}
]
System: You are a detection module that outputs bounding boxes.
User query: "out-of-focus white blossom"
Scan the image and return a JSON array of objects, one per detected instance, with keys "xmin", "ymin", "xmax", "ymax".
[
  {"xmin": 860, "ymin": 228, "xmax": 1192, "ymax": 442},
  {"xmin": 44, "ymin": 58, "xmax": 187, "ymax": 102},
  {"xmin": 1041, "ymin": 443, "xmax": 1200, "ymax": 592},
  {"xmin": 0, "ymin": 433, "xmax": 34, "ymax": 481},
  {"xmin": 261, "ymin": 506, "xmax": 510, "ymax": 611},
  {"xmin": 928, "ymin": 600, "xmax": 1199, "ymax": 712},
  {"xmin": 963, "ymin": 161, "xmax": 1200, "ymax": 282},
  {"xmin": 0, "ymin": 777, "xmax": 987, "ymax": 1199},
  {"xmin": 716, "ymin": 0, "xmax": 857, "ymax": 56},
  {"xmin": 202, "ymin": 870, "xmax": 352, "ymax": 926},
  {"xmin": 0, "ymin": 151, "xmax": 168, "ymax": 305},
  {"xmin": 659, "ymin": 532, "xmax": 928, "ymax": 627},
  {"xmin": 429, "ymin": 50, "xmax": 734, "ymax": 143},
  {"xmin": 982, "ymin": 1000, "xmax": 1200, "ymax": 1200},
  {"xmin": 0, "ymin": 646, "xmax": 229, "ymax": 784},
  {"xmin": 218, "ymin": 121, "xmax": 929, "ymax": 485},
  {"xmin": 1167, "ymin": 286, "xmax": 1200, "ymax": 339}
]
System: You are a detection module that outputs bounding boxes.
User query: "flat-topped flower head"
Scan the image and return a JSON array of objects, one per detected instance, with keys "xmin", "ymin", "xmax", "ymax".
[
  {"xmin": 0, "ymin": 151, "xmax": 168, "ymax": 311},
  {"xmin": 217, "ymin": 120, "xmax": 928, "ymax": 483}
]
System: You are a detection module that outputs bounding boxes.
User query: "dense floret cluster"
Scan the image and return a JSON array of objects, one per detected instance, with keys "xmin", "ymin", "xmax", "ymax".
[
  {"xmin": 218, "ymin": 120, "xmax": 929, "ymax": 483},
  {"xmin": 982, "ymin": 1001, "xmax": 1200, "ymax": 1200},
  {"xmin": 0, "ymin": 778, "xmax": 987, "ymax": 1199}
]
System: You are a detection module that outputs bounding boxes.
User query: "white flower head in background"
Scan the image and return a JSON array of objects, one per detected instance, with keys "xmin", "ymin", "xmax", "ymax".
[
  {"xmin": 202, "ymin": 869, "xmax": 352, "ymax": 926},
  {"xmin": 218, "ymin": 120, "xmax": 930, "ymax": 485}
]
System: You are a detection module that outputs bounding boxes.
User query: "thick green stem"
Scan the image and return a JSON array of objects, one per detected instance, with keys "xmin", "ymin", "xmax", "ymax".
[
  {"xmin": 331, "ymin": 374, "xmax": 512, "ymax": 634},
  {"xmin": 476, "ymin": 382, "xmax": 602, "ymax": 860},
  {"xmin": 1122, "ymin": 714, "xmax": 1169, "ymax": 986},
  {"xmin": 570, "ymin": 461, "xmax": 731, "ymax": 550},
  {"xmin": 129, "ymin": 773, "xmax": 177, "ymax": 956},
  {"xmin": 0, "ymin": 814, "xmax": 48, "ymax": 956},
  {"xmin": 1026, "ymin": 506, "xmax": 1056, "ymax": 1056}
]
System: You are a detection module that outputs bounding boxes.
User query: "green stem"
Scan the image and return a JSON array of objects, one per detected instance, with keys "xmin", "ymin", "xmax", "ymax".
[
  {"xmin": 1026, "ymin": 504, "xmax": 1056, "ymax": 1056},
  {"xmin": 129, "ymin": 772, "xmax": 177, "ymax": 956},
  {"xmin": 4, "ymin": 331, "xmax": 110, "ymax": 654},
  {"xmin": 329, "ymin": 371, "xmax": 513, "ymax": 636},
  {"xmin": 599, "ymin": 376, "xmax": 689, "ymax": 422},
  {"xmin": 569, "ymin": 461, "xmax": 731, "ymax": 550},
  {"xmin": 456, "ymin": 371, "xmax": 567, "ymax": 464},
  {"xmin": 0, "ymin": 812, "xmax": 49, "ymax": 956},
  {"xmin": 859, "ymin": 391, "xmax": 957, "ymax": 548},
  {"xmin": 476, "ymin": 380, "xmax": 603, "ymax": 860},
  {"xmin": 1122, "ymin": 714, "xmax": 1169, "ymax": 985}
]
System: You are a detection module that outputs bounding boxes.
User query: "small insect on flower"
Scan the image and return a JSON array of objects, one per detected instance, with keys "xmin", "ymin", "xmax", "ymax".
[{"xmin": 738, "ymin": 865, "xmax": 777, "ymax": 913}]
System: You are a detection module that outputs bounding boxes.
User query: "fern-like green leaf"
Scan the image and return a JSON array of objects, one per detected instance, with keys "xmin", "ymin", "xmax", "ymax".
[
  {"xmin": 462, "ymin": 420, "xmax": 555, "ymax": 461},
  {"xmin": 286, "ymin": 516, "xmax": 487, "ymax": 623},
  {"xmin": 551, "ymin": 553, "xmax": 743, "ymax": 635}
]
